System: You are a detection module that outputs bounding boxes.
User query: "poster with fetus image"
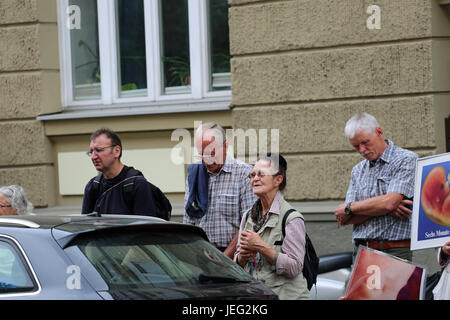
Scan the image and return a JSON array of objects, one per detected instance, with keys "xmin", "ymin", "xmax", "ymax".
[
  {"xmin": 342, "ymin": 247, "xmax": 426, "ymax": 300},
  {"xmin": 411, "ymin": 153, "xmax": 450, "ymax": 250}
]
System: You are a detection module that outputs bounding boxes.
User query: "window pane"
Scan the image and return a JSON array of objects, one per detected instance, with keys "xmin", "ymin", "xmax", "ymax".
[
  {"xmin": 160, "ymin": 0, "xmax": 191, "ymax": 95},
  {"xmin": 69, "ymin": 0, "xmax": 101, "ymax": 100},
  {"xmin": 0, "ymin": 241, "xmax": 36, "ymax": 293},
  {"xmin": 209, "ymin": 0, "xmax": 231, "ymax": 91},
  {"xmin": 74, "ymin": 229, "xmax": 252, "ymax": 293},
  {"xmin": 116, "ymin": 0, "xmax": 147, "ymax": 98}
]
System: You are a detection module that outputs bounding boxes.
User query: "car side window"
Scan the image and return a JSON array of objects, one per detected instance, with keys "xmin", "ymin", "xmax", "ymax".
[{"xmin": 0, "ymin": 239, "xmax": 36, "ymax": 294}]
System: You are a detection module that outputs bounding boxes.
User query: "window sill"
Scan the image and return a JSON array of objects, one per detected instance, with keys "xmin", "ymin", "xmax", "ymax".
[{"xmin": 37, "ymin": 96, "xmax": 231, "ymax": 121}]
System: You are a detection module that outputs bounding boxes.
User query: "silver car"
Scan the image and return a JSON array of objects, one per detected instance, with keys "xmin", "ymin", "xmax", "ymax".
[
  {"xmin": 0, "ymin": 215, "xmax": 277, "ymax": 300},
  {"xmin": 313, "ymin": 252, "xmax": 353, "ymax": 300}
]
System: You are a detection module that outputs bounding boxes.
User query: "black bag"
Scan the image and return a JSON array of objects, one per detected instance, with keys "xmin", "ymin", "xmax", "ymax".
[
  {"xmin": 91, "ymin": 167, "xmax": 172, "ymax": 221},
  {"xmin": 279, "ymin": 209, "xmax": 319, "ymax": 291}
]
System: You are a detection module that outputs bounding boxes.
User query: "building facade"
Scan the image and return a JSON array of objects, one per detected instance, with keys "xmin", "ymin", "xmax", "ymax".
[
  {"xmin": 229, "ymin": 0, "xmax": 450, "ymax": 270},
  {"xmin": 0, "ymin": 0, "xmax": 449, "ymax": 271}
]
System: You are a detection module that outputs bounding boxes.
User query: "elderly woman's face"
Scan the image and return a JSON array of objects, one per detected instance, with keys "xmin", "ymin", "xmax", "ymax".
[
  {"xmin": 249, "ymin": 160, "xmax": 282, "ymax": 197},
  {"xmin": 0, "ymin": 194, "xmax": 17, "ymax": 215}
]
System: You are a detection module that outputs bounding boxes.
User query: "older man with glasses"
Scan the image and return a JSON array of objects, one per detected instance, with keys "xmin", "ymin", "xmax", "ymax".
[
  {"xmin": 183, "ymin": 122, "xmax": 257, "ymax": 259},
  {"xmin": 81, "ymin": 128, "xmax": 157, "ymax": 217}
]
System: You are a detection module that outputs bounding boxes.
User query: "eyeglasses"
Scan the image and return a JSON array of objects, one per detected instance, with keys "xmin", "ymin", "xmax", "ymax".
[
  {"xmin": 86, "ymin": 145, "xmax": 116, "ymax": 157},
  {"xmin": 0, "ymin": 204, "xmax": 11, "ymax": 208},
  {"xmin": 194, "ymin": 152, "xmax": 225, "ymax": 161},
  {"xmin": 199, "ymin": 154, "xmax": 216, "ymax": 159},
  {"xmin": 248, "ymin": 171, "xmax": 279, "ymax": 179}
]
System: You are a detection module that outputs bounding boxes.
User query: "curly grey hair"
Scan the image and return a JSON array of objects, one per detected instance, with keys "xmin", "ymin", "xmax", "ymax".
[{"xmin": 0, "ymin": 185, "xmax": 33, "ymax": 215}]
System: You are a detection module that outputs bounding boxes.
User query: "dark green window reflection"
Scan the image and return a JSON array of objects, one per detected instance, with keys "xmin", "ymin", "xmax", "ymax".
[
  {"xmin": 116, "ymin": 0, "xmax": 147, "ymax": 97},
  {"xmin": 160, "ymin": 0, "xmax": 191, "ymax": 94},
  {"xmin": 69, "ymin": 0, "xmax": 101, "ymax": 100},
  {"xmin": 209, "ymin": 0, "xmax": 230, "ymax": 91}
]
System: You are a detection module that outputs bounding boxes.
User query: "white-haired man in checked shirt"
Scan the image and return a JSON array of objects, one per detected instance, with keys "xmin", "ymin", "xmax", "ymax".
[
  {"xmin": 183, "ymin": 122, "xmax": 257, "ymax": 259},
  {"xmin": 334, "ymin": 112, "xmax": 418, "ymax": 261}
]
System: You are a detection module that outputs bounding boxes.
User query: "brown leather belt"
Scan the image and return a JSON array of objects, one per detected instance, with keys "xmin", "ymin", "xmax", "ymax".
[{"xmin": 355, "ymin": 239, "xmax": 411, "ymax": 250}]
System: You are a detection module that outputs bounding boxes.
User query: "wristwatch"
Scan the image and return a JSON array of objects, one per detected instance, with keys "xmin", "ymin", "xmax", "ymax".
[{"xmin": 345, "ymin": 202, "xmax": 353, "ymax": 216}]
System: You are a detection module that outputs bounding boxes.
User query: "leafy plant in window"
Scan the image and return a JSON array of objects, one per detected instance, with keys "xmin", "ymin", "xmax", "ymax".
[
  {"xmin": 119, "ymin": 51, "xmax": 146, "ymax": 91},
  {"xmin": 76, "ymin": 40, "xmax": 142, "ymax": 91},
  {"xmin": 76, "ymin": 40, "xmax": 101, "ymax": 84},
  {"xmin": 163, "ymin": 56, "xmax": 191, "ymax": 87},
  {"xmin": 211, "ymin": 53, "xmax": 231, "ymax": 73}
]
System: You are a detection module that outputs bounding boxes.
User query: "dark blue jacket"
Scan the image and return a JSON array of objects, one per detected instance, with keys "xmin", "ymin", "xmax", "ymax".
[{"xmin": 185, "ymin": 163, "xmax": 209, "ymax": 219}]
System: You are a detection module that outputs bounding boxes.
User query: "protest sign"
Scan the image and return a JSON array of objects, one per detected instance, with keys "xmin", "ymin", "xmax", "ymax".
[
  {"xmin": 343, "ymin": 246, "xmax": 426, "ymax": 300},
  {"xmin": 411, "ymin": 153, "xmax": 450, "ymax": 250}
]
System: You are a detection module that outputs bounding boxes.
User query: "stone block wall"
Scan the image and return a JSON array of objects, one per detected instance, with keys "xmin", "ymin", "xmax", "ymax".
[
  {"xmin": 229, "ymin": 0, "xmax": 450, "ymax": 267},
  {"xmin": 0, "ymin": 0, "xmax": 60, "ymax": 207}
]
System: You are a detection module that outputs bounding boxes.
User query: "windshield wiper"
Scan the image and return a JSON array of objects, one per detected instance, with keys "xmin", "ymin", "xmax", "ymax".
[{"xmin": 198, "ymin": 273, "xmax": 251, "ymax": 284}]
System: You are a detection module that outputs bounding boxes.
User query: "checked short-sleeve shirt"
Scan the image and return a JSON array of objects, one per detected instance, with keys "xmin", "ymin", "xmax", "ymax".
[
  {"xmin": 345, "ymin": 139, "xmax": 418, "ymax": 241},
  {"xmin": 183, "ymin": 157, "xmax": 257, "ymax": 248}
]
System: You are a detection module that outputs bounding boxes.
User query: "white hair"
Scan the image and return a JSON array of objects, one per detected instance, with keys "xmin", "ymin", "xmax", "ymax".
[
  {"xmin": 0, "ymin": 185, "xmax": 34, "ymax": 215},
  {"xmin": 344, "ymin": 112, "xmax": 380, "ymax": 140}
]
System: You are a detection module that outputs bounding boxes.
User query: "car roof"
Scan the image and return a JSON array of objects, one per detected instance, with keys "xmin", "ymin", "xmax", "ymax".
[
  {"xmin": 0, "ymin": 214, "xmax": 209, "ymax": 248},
  {"xmin": 0, "ymin": 214, "xmax": 166, "ymax": 229}
]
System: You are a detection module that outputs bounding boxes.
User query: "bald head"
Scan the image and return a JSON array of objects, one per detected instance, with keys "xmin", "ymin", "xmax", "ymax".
[{"xmin": 194, "ymin": 123, "xmax": 228, "ymax": 174}]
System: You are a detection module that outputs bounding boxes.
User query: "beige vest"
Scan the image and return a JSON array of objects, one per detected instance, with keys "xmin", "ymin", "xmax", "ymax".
[{"xmin": 242, "ymin": 196, "xmax": 310, "ymax": 300}]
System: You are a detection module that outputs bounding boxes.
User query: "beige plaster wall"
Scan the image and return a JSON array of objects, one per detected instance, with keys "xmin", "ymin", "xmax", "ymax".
[{"xmin": 46, "ymin": 111, "xmax": 232, "ymax": 211}]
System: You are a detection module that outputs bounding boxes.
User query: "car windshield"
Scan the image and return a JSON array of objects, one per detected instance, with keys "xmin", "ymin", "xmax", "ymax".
[{"xmin": 74, "ymin": 229, "xmax": 252, "ymax": 289}]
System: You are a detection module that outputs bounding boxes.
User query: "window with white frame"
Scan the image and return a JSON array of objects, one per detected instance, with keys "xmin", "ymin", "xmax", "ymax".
[{"xmin": 58, "ymin": 0, "xmax": 231, "ymax": 111}]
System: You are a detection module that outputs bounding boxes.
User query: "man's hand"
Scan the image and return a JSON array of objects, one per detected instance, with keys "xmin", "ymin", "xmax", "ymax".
[
  {"xmin": 223, "ymin": 231, "xmax": 239, "ymax": 260},
  {"xmin": 335, "ymin": 194, "xmax": 411, "ymax": 227},
  {"xmin": 334, "ymin": 203, "xmax": 351, "ymax": 226},
  {"xmin": 388, "ymin": 199, "xmax": 413, "ymax": 220}
]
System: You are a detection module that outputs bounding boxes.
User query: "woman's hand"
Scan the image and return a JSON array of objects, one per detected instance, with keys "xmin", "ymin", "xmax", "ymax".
[
  {"xmin": 240, "ymin": 229, "xmax": 277, "ymax": 265},
  {"xmin": 237, "ymin": 247, "xmax": 256, "ymax": 267},
  {"xmin": 240, "ymin": 230, "xmax": 267, "ymax": 251}
]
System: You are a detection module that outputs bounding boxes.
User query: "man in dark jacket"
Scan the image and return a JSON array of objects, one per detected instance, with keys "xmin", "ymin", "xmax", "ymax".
[{"xmin": 81, "ymin": 128, "xmax": 156, "ymax": 216}]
